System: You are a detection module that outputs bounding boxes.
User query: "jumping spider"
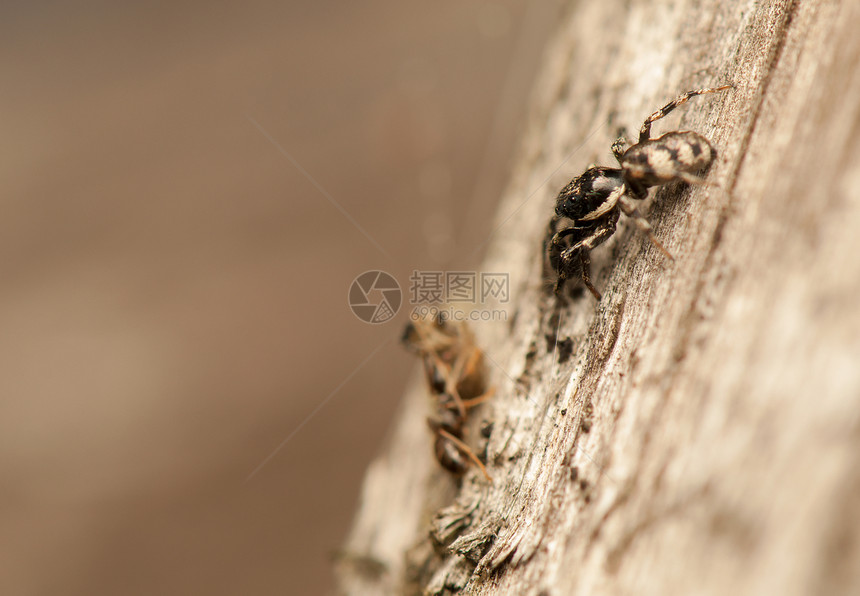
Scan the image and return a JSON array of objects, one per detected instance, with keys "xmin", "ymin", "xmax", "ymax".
[{"xmin": 547, "ymin": 85, "xmax": 731, "ymax": 299}]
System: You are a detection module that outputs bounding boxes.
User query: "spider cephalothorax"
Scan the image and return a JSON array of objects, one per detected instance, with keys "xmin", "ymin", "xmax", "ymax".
[{"xmin": 547, "ymin": 85, "xmax": 731, "ymax": 299}]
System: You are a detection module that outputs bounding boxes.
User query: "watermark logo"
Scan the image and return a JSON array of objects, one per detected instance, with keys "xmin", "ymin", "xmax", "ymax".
[
  {"xmin": 348, "ymin": 271, "xmax": 402, "ymax": 324},
  {"xmin": 350, "ymin": 269, "xmax": 509, "ymax": 324},
  {"xmin": 408, "ymin": 271, "xmax": 510, "ymax": 304}
]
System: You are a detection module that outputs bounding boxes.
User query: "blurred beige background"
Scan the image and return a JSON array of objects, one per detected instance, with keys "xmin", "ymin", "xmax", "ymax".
[{"xmin": 0, "ymin": 1, "xmax": 561, "ymax": 594}]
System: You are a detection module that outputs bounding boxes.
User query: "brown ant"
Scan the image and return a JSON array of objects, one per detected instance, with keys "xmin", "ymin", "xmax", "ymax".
[{"xmin": 402, "ymin": 315, "xmax": 494, "ymax": 482}]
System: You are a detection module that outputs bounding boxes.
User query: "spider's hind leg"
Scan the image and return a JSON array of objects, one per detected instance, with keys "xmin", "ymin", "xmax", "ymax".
[{"xmin": 638, "ymin": 85, "xmax": 732, "ymax": 143}]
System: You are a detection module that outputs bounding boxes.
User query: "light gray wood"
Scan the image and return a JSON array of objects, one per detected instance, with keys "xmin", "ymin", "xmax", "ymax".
[{"xmin": 336, "ymin": 0, "xmax": 860, "ymax": 594}]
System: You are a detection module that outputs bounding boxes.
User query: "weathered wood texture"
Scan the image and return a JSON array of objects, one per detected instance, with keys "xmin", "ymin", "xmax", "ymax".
[{"xmin": 336, "ymin": 0, "xmax": 860, "ymax": 594}]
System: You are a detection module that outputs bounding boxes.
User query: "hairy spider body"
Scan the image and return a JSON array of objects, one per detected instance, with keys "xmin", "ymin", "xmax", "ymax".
[
  {"xmin": 547, "ymin": 85, "xmax": 731, "ymax": 299},
  {"xmin": 620, "ymin": 131, "xmax": 714, "ymax": 190}
]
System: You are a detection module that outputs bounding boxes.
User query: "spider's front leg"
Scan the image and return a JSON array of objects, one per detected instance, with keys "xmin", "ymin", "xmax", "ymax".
[
  {"xmin": 544, "ymin": 215, "xmax": 572, "ymax": 281},
  {"xmin": 554, "ymin": 214, "xmax": 619, "ymax": 300},
  {"xmin": 549, "ymin": 225, "xmax": 581, "ymax": 250}
]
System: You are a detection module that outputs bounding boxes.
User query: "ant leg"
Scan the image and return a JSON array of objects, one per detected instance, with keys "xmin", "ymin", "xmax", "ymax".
[
  {"xmin": 460, "ymin": 386, "xmax": 495, "ymax": 409},
  {"xmin": 638, "ymin": 85, "xmax": 732, "ymax": 143},
  {"xmin": 429, "ymin": 420, "xmax": 468, "ymax": 476},
  {"xmin": 456, "ymin": 348, "xmax": 488, "ymax": 396},
  {"xmin": 445, "ymin": 335, "xmax": 485, "ymax": 419},
  {"xmin": 618, "ymin": 195, "xmax": 674, "ymax": 260},
  {"xmin": 444, "ymin": 360, "xmax": 468, "ymax": 420},
  {"xmin": 436, "ymin": 428, "xmax": 492, "ymax": 482},
  {"xmin": 451, "ymin": 350, "xmax": 492, "ymax": 410},
  {"xmin": 417, "ymin": 345, "xmax": 467, "ymax": 419}
]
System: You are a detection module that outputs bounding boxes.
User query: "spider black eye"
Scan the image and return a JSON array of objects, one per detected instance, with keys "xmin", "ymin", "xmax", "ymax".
[{"xmin": 555, "ymin": 196, "xmax": 578, "ymax": 217}]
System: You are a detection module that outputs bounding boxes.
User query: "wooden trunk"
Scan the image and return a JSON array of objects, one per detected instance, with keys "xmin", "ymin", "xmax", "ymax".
[{"xmin": 337, "ymin": 0, "xmax": 860, "ymax": 593}]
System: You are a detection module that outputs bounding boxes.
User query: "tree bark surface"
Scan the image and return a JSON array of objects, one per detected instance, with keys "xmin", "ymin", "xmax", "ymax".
[{"xmin": 337, "ymin": 0, "xmax": 860, "ymax": 594}]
